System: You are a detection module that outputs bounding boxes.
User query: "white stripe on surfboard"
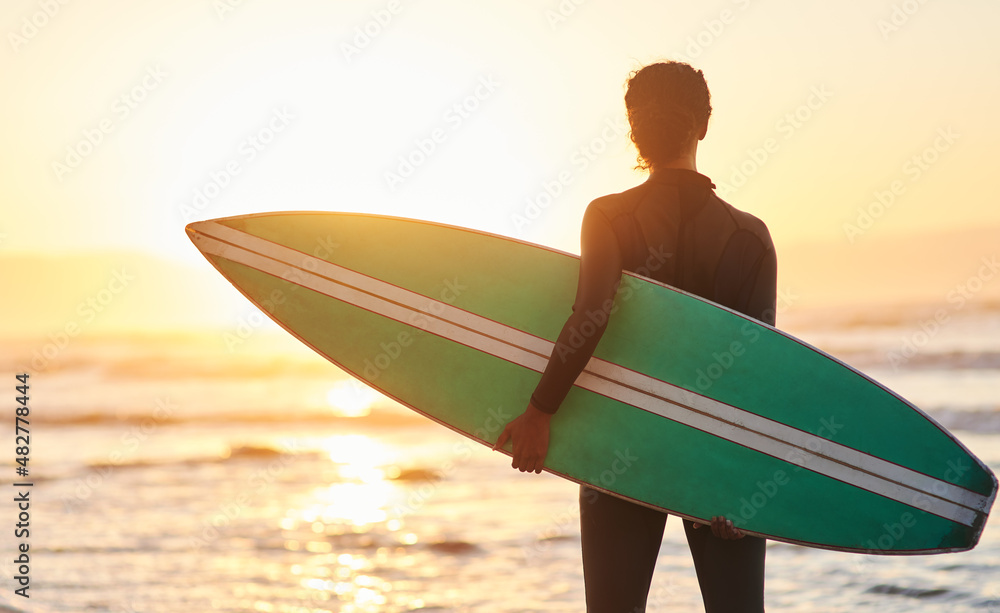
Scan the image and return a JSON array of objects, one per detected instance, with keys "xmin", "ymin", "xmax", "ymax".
[{"xmin": 191, "ymin": 221, "xmax": 987, "ymax": 526}]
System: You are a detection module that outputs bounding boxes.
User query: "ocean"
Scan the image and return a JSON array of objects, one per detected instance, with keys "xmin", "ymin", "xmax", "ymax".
[{"xmin": 1, "ymin": 300, "xmax": 998, "ymax": 612}]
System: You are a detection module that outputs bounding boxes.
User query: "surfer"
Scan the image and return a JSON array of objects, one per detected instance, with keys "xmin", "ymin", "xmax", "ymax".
[{"xmin": 495, "ymin": 61, "xmax": 775, "ymax": 612}]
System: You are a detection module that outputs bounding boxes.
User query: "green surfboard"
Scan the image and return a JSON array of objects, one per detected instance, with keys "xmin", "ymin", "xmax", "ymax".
[{"xmin": 186, "ymin": 211, "xmax": 996, "ymax": 554}]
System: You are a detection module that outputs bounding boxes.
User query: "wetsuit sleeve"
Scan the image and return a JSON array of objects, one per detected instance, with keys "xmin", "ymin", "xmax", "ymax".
[
  {"xmin": 744, "ymin": 244, "xmax": 777, "ymax": 326},
  {"xmin": 529, "ymin": 204, "xmax": 624, "ymax": 414}
]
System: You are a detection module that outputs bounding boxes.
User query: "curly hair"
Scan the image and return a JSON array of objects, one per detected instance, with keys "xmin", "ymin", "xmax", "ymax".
[{"xmin": 625, "ymin": 61, "xmax": 712, "ymax": 170}]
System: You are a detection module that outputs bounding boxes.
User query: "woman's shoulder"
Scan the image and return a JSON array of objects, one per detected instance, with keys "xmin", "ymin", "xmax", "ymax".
[
  {"xmin": 709, "ymin": 191, "xmax": 774, "ymax": 248},
  {"xmin": 584, "ymin": 182, "xmax": 650, "ymax": 221}
]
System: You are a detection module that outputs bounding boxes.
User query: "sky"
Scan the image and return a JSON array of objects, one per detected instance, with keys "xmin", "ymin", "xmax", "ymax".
[{"xmin": 2, "ymin": 0, "xmax": 999, "ymax": 331}]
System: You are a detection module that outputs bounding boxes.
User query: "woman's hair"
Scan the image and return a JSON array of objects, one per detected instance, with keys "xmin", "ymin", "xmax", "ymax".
[{"xmin": 625, "ymin": 61, "xmax": 712, "ymax": 170}]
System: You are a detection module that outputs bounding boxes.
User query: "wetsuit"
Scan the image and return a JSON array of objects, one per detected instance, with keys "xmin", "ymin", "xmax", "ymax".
[{"xmin": 529, "ymin": 168, "xmax": 776, "ymax": 612}]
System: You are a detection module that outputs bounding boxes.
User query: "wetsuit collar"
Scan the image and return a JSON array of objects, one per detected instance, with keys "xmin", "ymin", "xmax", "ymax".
[{"xmin": 646, "ymin": 167, "xmax": 716, "ymax": 190}]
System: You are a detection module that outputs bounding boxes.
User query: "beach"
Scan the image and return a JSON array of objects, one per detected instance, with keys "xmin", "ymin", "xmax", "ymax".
[{"xmin": 1, "ymin": 301, "xmax": 998, "ymax": 612}]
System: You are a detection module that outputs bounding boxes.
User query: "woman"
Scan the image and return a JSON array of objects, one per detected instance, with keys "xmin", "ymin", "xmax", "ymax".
[{"xmin": 495, "ymin": 61, "xmax": 775, "ymax": 612}]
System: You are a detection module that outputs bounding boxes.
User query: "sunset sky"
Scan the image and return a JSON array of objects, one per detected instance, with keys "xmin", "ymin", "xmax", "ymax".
[{"xmin": 2, "ymin": 0, "xmax": 999, "ymax": 333}]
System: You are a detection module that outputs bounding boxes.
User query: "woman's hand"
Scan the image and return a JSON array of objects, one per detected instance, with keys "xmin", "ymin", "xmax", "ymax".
[
  {"xmin": 692, "ymin": 516, "xmax": 745, "ymax": 539},
  {"xmin": 493, "ymin": 402, "xmax": 552, "ymax": 474}
]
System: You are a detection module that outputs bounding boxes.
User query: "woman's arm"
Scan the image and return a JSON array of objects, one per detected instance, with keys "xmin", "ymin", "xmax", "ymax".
[
  {"xmin": 494, "ymin": 203, "xmax": 624, "ymax": 472},
  {"xmin": 531, "ymin": 204, "xmax": 625, "ymax": 412}
]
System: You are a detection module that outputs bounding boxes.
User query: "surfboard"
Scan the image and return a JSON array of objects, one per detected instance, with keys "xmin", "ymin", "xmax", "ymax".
[{"xmin": 186, "ymin": 211, "xmax": 996, "ymax": 555}]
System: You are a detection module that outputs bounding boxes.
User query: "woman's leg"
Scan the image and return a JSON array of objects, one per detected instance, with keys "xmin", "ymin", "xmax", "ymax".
[
  {"xmin": 683, "ymin": 519, "xmax": 766, "ymax": 613},
  {"xmin": 580, "ymin": 485, "xmax": 668, "ymax": 612}
]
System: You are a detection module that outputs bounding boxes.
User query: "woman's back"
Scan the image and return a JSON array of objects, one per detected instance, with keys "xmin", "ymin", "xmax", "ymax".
[{"xmin": 590, "ymin": 167, "xmax": 777, "ymax": 326}]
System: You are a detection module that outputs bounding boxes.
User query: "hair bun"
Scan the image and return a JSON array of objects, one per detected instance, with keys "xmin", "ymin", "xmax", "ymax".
[{"xmin": 625, "ymin": 62, "xmax": 712, "ymax": 170}]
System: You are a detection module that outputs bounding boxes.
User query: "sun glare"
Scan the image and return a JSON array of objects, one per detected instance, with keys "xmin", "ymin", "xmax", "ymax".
[
  {"xmin": 321, "ymin": 433, "xmax": 393, "ymax": 463},
  {"xmin": 279, "ymin": 435, "xmax": 401, "ymax": 528},
  {"xmin": 314, "ymin": 482, "xmax": 391, "ymax": 526},
  {"xmin": 326, "ymin": 380, "xmax": 382, "ymax": 418}
]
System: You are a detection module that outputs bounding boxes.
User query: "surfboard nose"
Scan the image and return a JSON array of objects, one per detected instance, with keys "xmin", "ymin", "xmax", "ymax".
[
  {"xmin": 185, "ymin": 220, "xmax": 223, "ymax": 255},
  {"xmin": 185, "ymin": 220, "xmax": 221, "ymax": 246},
  {"xmin": 185, "ymin": 220, "xmax": 210, "ymax": 237}
]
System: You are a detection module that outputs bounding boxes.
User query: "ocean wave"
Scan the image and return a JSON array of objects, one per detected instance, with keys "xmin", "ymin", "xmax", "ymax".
[
  {"xmin": 425, "ymin": 540, "xmax": 480, "ymax": 554},
  {"xmin": 785, "ymin": 348, "xmax": 1000, "ymax": 373},
  {"xmin": 390, "ymin": 467, "xmax": 441, "ymax": 482},
  {"xmin": 233, "ymin": 533, "xmax": 481, "ymax": 555},
  {"xmin": 0, "ymin": 598, "xmax": 26, "ymax": 613},
  {"xmin": 78, "ymin": 447, "xmax": 446, "ymax": 483},
  {"xmin": 782, "ymin": 299, "xmax": 1000, "ymax": 332},
  {"xmin": 32, "ymin": 407, "xmax": 426, "ymax": 428},
  {"xmin": 865, "ymin": 584, "xmax": 959, "ymax": 600},
  {"xmin": 31, "ymin": 413, "xmax": 184, "ymax": 427},
  {"xmin": 926, "ymin": 408, "xmax": 1000, "ymax": 433},
  {"xmin": 83, "ymin": 445, "xmax": 324, "ymax": 472},
  {"xmin": 888, "ymin": 351, "xmax": 1000, "ymax": 371}
]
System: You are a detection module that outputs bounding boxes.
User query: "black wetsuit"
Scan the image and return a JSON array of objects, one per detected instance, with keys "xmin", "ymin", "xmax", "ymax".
[{"xmin": 529, "ymin": 168, "xmax": 776, "ymax": 612}]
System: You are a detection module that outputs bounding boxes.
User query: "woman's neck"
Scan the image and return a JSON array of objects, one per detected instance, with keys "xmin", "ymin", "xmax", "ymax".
[
  {"xmin": 651, "ymin": 157, "xmax": 697, "ymax": 173},
  {"xmin": 650, "ymin": 141, "xmax": 699, "ymax": 173}
]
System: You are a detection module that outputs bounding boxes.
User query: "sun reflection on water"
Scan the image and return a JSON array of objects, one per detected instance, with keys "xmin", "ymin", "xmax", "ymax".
[
  {"xmin": 281, "ymin": 433, "xmax": 415, "ymax": 610},
  {"xmin": 321, "ymin": 433, "xmax": 393, "ymax": 468},
  {"xmin": 286, "ymin": 434, "xmax": 400, "ymax": 528},
  {"xmin": 325, "ymin": 380, "xmax": 382, "ymax": 418}
]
